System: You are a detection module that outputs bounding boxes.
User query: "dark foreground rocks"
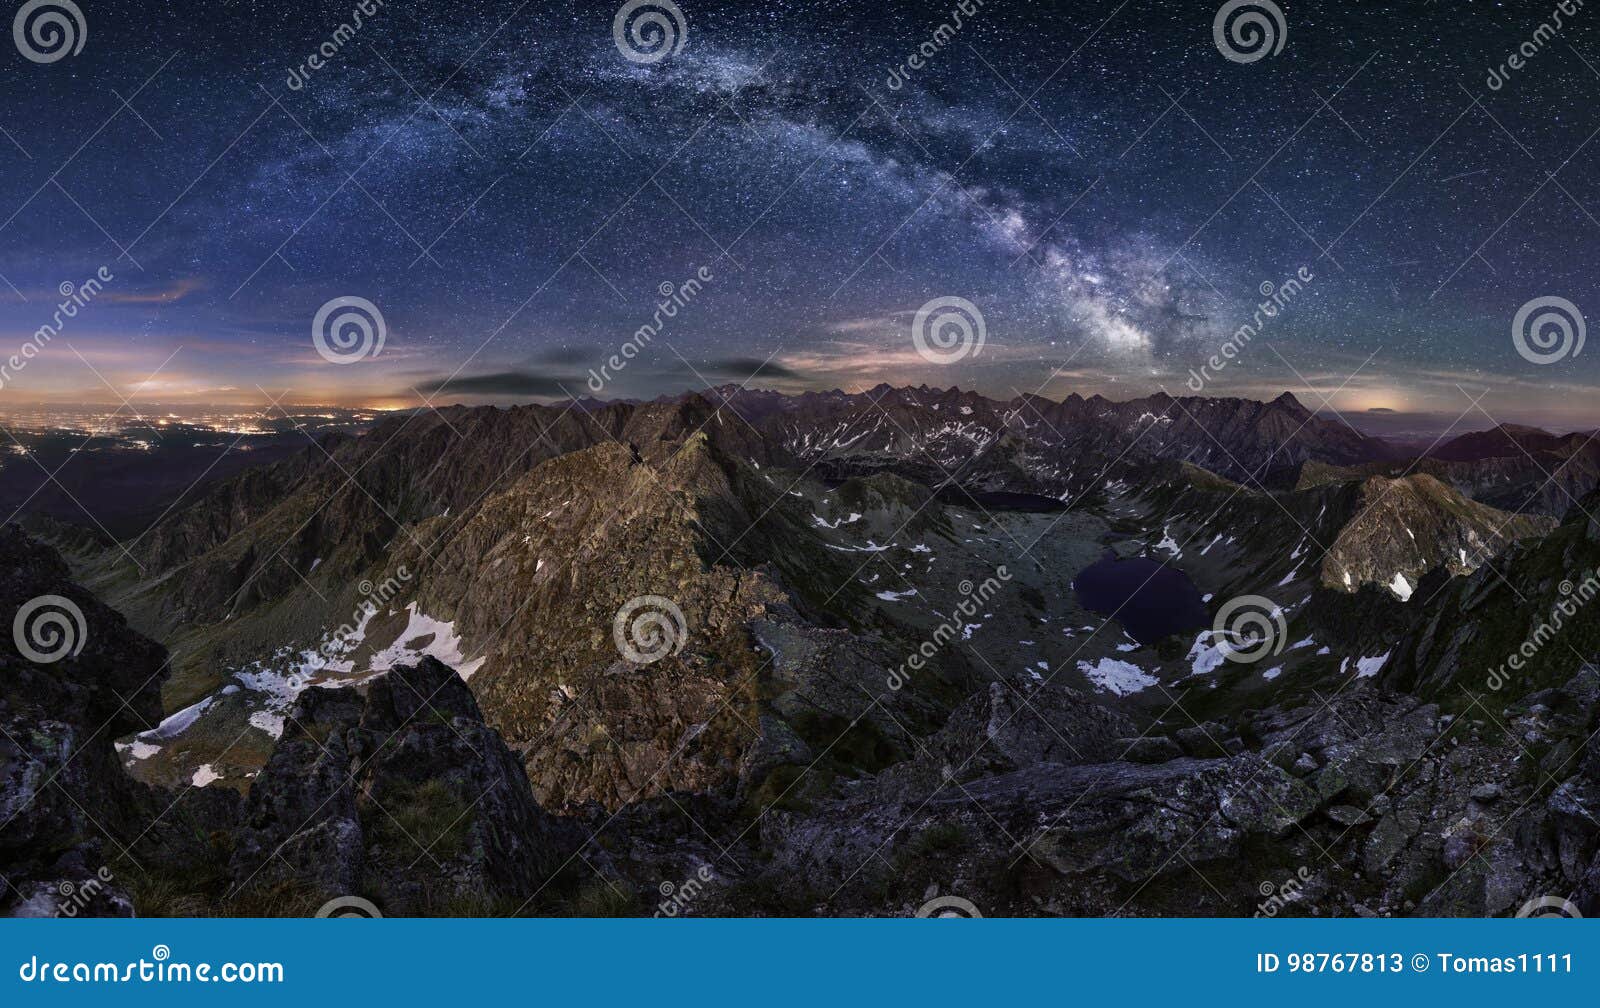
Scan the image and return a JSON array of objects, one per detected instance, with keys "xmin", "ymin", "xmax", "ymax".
[
  {"xmin": 229, "ymin": 657, "xmax": 574, "ymax": 914},
  {"xmin": 0, "ymin": 526, "xmax": 168, "ymax": 916},
  {"xmin": 9, "ymin": 522, "xmax": 1600, "ymax": 919}
]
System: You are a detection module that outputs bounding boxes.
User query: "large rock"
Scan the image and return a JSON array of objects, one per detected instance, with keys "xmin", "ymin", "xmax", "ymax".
[
  {"xmin": 229, "ymin": 657, "xmax": 571, "ymax": 913},
  {"xmin": 0, "ymin": 526, "xmax": 182, "ymax": 916}
]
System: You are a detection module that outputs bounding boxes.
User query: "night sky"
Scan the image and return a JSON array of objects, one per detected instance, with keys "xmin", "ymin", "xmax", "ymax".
[{"xmin": 1, "ymin": 0, "xmax": 1598, "ymax": 432}]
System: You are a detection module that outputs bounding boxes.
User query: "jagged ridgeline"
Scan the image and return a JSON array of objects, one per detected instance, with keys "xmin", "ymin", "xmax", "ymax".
[{"xmin": 7, "ymin": 385, "xmax": 1599, "ymax": 917}]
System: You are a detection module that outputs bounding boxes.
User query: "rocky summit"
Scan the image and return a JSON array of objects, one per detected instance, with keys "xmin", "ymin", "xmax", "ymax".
[{"xmin": 5, "ymin": 385, "xmax": 1600, "ymax": 918}]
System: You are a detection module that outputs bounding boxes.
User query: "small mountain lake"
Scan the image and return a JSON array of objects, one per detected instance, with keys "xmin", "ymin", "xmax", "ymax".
[
  {"xmin": 936, "ymin": 487, "xmax": 1068, "ymax": 512},
  {"xmin": 1072, "ymin": 551, "xmax": 1210, "ymax": 645}
]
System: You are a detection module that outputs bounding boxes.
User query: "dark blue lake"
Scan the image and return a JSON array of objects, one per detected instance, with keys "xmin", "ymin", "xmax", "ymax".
[{"xmin": 1072, "ymin": 552, "xmax": 1209, "ymax": 645}]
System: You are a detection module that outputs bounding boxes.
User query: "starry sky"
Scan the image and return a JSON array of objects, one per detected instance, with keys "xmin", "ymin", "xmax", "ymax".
[{"xmin": 1, "ymin": 0, "xmax": 1598, "ymax": 433}]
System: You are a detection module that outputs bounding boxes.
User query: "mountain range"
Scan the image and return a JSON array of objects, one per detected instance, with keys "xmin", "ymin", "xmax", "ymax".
[{"xmin": 3, "ymin": 384, "xmax": 1598, "ymax": 918}]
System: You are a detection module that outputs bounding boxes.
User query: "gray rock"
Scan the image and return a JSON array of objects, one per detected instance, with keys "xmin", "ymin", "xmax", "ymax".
[
  {"xmin": 1326, "ymin": 805, "xmax": 1374, "ymax": 828},
  {"xmin": 229, "ymin": 658, "xmax": 572, "ymax": 912}
]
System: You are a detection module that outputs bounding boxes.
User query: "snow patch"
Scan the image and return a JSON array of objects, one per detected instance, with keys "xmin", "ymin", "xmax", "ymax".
[
  {"xmin": 1186, "ymin": 631, "xmax": 1230, "ymax": 677},
  {"xmin": 368, "ymin": 603, "xmax": 487, "ymax": 680},
  {"xmin": 874, "ymin": 589, "xmax": 918, "ymax": 602},
  {"xmin": 1077, "ymin": 658, "xmax": 1157, "ymax": 696},
  {"xmin": 812, "ymin": 512, "xmax": 863, "ymax": 529}
]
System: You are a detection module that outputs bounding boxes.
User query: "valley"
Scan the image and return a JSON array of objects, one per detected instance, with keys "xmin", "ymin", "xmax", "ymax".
[{"xmin": 4, "ymin": 384, "xmax": 1598, "ymax": 918}]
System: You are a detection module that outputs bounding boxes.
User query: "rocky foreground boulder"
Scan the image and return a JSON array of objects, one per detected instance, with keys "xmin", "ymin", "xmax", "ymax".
[
  {"xmin": 716, "ymin": 677, "xmax": 1600, "ymax": 918},
  {"xmin": 229, "ymin": 656, "xmax": 575, "ymax": 914},
  {"xmin": 0, "ymin": 525, "xmax": 183, "ymax": 916}
]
